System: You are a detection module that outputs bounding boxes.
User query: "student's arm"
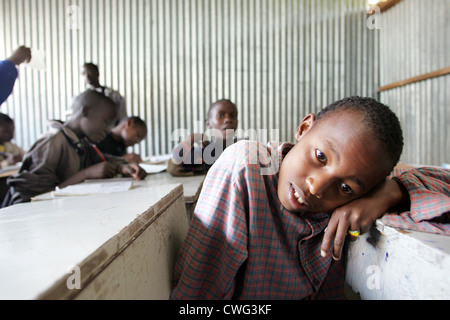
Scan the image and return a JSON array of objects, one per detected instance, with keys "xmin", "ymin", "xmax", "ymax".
[
  {"xmin": 122, "ymin": 153, "xmax": 142, "ymax": 163},
  {"xmin": 58, "ymin": 158, "xmax": 147, "ymax": 188},
  {"xmin": 118, "ymin": 162, "xmax": 147, "ymax": 180},
  {"xmin": 171, "ymin": 150, "xmax": 248, "ymax": 299},
  {"xmin": 58, "ymin": 162, "xmax": 118, "ymax": 188},
  {"xmin": 321, "ymin": 167, "xmax": 450, "ymax": 260},
  {"xmin": 104, "ymin": 153, "xmax": 147, "ymax": 180},
  {"xmin": 0, "ymin": 60, "xmax": 18, "ymax": 105}
]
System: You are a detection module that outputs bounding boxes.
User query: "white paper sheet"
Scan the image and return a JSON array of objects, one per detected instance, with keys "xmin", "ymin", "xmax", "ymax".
[
  {"xmin": 52, "ymin": 180, "xmax": 133, "ymax": 196},
  {"xmin": 139, "ymin": 163, "xmax": 167, "ymax": 174},
  {"xmin": 24, "ymin": 48, "xmax": 46, "ymax": 71}
]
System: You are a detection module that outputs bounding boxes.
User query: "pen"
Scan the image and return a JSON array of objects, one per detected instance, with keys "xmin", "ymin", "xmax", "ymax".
[{"xmin": 91, "ymin": 144, "xmax": 107, "ymax": 162}]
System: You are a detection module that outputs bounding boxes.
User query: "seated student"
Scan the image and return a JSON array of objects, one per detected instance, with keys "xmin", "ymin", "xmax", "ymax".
[
  {"xmin": 0, "ymin": 113, "xmax": 24, "ymax": 167},
  {"xmin": 171, "ymin": 96, "xmax": 450, "ymax": 299},
  {"xmin": 2, "ymin": 90, "xmax": 147, "ymax": 207},
  {"xmin": 167, "ymin": 99, "xmax": 238, "ymax": 176},
  {"xmin": 97, "ymin": 116, "xmax": 147, "ymax": 163}
]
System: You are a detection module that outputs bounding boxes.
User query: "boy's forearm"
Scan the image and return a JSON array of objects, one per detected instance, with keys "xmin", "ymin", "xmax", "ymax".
[
  {"xmin": 58, "ymin": 170, "xmax": 87, "ymax": 189},
  {"xmin": 380, "ymin": 178, "xmax": 410, "ymax": 211}
]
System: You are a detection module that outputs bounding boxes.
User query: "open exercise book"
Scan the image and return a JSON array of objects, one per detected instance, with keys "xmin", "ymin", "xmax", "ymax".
[
  {"xmin": 52, "ymin": 178, "xmax": 134, "ymax": 196},
  {"xmin": 31, "ymin": 178, "xmax": 136, "ymax": 200},
  {"xmin": 31, "ymin": 156, "xmax": 171, "ymax": 200}
]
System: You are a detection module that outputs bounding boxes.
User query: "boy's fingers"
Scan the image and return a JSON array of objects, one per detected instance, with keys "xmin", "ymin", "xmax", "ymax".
[
  {"xmin": 332, "ymin": 221, "xmax": 351, "ymax": 260},
  {"xmin": 320, "ymin": 220, "xmax": 337, "ymax": 258}
]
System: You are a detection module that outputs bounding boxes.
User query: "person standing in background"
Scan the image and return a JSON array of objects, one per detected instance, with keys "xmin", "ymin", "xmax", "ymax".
[
  {"xmin": 0, "ymin": 46, "xmax": 32, "ymax": 106},
  {"xmin": 81, "ymin": 62, "xmax": 127, "ymax": 125}
]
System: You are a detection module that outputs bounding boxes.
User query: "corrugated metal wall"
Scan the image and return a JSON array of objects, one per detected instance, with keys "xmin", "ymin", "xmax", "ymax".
[
  {"xmin": 379, "ymin": 0, "xmax": 449, "ymax": 166},
  {"xmin": 1, "ymin": 0, "xmax": 378, "ymax": 158}
]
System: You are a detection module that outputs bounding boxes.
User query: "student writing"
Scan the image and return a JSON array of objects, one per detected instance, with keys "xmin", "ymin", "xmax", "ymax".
[
  {"xmin": 2, "ymin": 90, "xmax": 146, "ymax": 207},
  {"xmin": 97, "ymin": 116, "xmax": 147, "ymax": 163}
]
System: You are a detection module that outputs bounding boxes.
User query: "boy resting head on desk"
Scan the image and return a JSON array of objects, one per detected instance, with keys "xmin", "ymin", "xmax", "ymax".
[
  {"xmin": 96, "ymin": 116, "xmax": 147, "ymax": 164},
  {"xmin": 2, "ymin": 90, "xmax": 146, "ymax": 207},
  {"xmin": 171, "ymin": 96, "xmax": 450, "ymax": 299}
]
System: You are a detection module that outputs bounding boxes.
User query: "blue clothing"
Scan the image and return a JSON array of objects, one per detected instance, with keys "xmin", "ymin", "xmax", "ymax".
[{"xmin": 0, "ymin": 60, "xmax": 18, "ymax": 105}]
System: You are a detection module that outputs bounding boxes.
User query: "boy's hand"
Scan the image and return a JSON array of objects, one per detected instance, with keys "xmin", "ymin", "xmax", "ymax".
[
  {"xmin": 59, "ymin": 162, "xmax": 117, "ymax": 189},
  {"xmin": 120, "ymin": 163, "xmax": 147, "ymax": 181},
  {"xmin": 7, "ymin": 153, "xmax": 23, "ymax": 165},
  {"xmin": 8, "ymin": 46, "xmax": 32, "ymax": 65},
  {"xmin": 84, "ymin": 162, "xmax": 117, "ymax": 179},
  {"xmin": 320, "ymin": 179, "xmax": 409, "ymax": 260},
  {"xmin": 123, "ymin": 153, "xmax": 142, "ymax": 163}
]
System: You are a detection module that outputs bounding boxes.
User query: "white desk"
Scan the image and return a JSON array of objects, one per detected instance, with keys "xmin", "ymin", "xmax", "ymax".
[
  {"xmin": 345, "ymin": 220, "xmax": 450, "ymax": 299},
  {"xmin": 31, "ymin": 172, "xmax": 205, "ymax": 221},
  {"xmin": 143, "ymin": 172, "xmax": 205, "ymax": 220},
  {"xmin": 0, "ymin": 180, "xmax": 190, "ymax": 299}
]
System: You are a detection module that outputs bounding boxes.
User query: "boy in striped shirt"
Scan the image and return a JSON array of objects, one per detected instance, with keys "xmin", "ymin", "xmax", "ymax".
[{"xmin": 171, "ymin": 96, "xmax": 449, "ymax": 299}]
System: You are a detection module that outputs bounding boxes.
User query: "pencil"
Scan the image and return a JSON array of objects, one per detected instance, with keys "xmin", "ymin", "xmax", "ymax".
[{"xmin": 92, "ymin": 144, "xmax": 107, "ymax": 162}]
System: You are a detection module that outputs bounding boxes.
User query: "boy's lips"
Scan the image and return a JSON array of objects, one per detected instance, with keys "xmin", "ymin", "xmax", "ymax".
[{"xmin": 288, "ymin": 183, "xmax": 311, "ymax": 210}]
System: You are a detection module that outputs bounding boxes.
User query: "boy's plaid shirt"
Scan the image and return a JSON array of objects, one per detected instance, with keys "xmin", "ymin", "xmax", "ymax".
[{"xmin": 171, "ymin": 141, "xmax": 450, "ymax": 299}]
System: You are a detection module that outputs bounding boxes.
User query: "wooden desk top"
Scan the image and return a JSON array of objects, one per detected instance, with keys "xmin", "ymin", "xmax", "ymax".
[{"xmin": 0, "ymin": 181, "xmax": 184, "ymax": 299}]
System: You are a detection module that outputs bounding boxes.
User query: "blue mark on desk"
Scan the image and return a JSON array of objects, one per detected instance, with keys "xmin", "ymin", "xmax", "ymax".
[{"xmin": 385, "ymin": 252, "xmax": 389, "ymax": 262}]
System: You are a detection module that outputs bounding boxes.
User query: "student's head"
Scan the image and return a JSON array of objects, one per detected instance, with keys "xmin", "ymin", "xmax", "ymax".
[
  {"xmin": 115, "ymin": 116, "xmax": 148, "ymax": 147},
  {"xmin": 278, "ymin": 96, "xmax": 403, "ymax": 214},
  {"xmin": 206, "ymin": 99, "xmax": 238, "ymax": 140},
  {"xmin": 69, "ymin": 90, "xmax": 118, "ymax": 144},
  {"xmin": 82, "ymin": 62, "xmax": 100, "ymax": 87},
  {"xmin": 0, "ymin": 113, "xmax": 15, "ymax": 144}
]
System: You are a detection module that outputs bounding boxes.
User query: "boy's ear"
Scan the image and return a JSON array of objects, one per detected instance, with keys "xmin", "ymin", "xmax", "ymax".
[
  {"xmin": 126, "ymin": 118, "xmax": 134, "ymax": 128},
  {"xmin": 81, "ymin": 105, "xmax": 90, "ymax": 117},
  {"xmin": 295, "ymin": 113, "xmax": 315, "ymax": 141}
]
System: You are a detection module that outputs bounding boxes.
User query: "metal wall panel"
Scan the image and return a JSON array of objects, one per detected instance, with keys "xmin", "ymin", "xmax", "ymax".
[
  {"xmin": 379, "ymin": 0, "xmax": 449, "ymax": 166},
  {"xmin": 1, "ymin": 0, "xmax": 378, "ymax": 157}
]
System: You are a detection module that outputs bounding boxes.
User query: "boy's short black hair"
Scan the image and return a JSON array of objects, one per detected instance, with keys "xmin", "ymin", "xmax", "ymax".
[
  {"xmin": 207, "ymin": 99, "xmax": 237, "ymax": 119},
  {"xmin": 316, "ymin": 96, "xmax": 403, "ymax": 167},
  {"xmin": 71, "ymin": 90, "xmax": 118, "ymax": 117},
  {"xmin": 83, "ymin": 62, "xmax": 99, "ymax": 74},
  {"xmin": 0, "ymin": 113, "xmax": 14, "ymax": 126},
  {"xmin": 127, "ymin": 116, "xmax": 147, "ymax": 130}
]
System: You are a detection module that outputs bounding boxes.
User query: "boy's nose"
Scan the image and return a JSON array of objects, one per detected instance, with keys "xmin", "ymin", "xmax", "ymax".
[
  {"xmin": 306, "ymin": 174, "xmax": 329, "ymax": 199},
  {"xmin": 223, "ymin": 116, "xmax": 233, "ymax": 123}
]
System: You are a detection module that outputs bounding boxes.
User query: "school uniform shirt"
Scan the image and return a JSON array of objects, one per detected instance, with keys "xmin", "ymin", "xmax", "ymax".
[
  {"xmin": 167, "ymin": 141, "xmax": 214, "ymax": 177},
  {"xmin": 2, "ymin": 122, "xmax": 126, "ymax": 207},
  {"xmin": 97, "ymin": 132, "xmax": 127, "ymax": 157},
  {"xmin": 171, "ymin": 140, "xmax": 450, "ymax": 299},
  {"xmin": 171, "ymin": 140, "xmax": 344, "ymax": 299},
  {"xmin": 383, "ymin": 167, "xmax": 450, "ymax": 235},
  {"xmin": 167, "ymin": 138, "xmax": 239, "ymax": 177},
  {"xmin": 0, "ymin": 60, "xmax": 18, "ymax": 105}
]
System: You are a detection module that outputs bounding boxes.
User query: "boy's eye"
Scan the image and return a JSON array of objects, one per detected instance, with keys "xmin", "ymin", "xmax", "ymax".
[
  {"xmin": 340, "ymin": 182, "xmax": 354, "ymax": 195},
  {"xmin": 315, "ymin": 149, "xmax": 327, "ymax": 163}
]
